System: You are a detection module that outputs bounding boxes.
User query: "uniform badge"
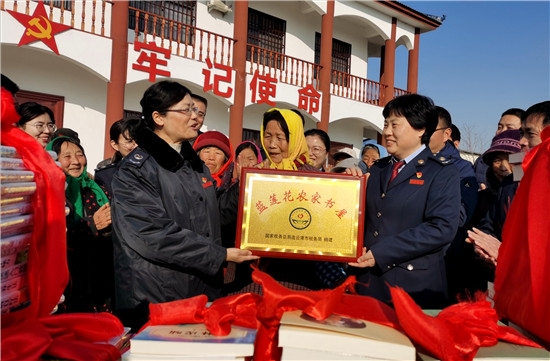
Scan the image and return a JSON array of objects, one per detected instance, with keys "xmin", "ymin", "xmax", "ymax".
[
  {"xmin": 134, "ymin": 153, "xmax": 143, "ymax": 160},
  {"xmin": 416, "ymin": 172, "xmax": 422, "ymax": 178},
  {"xmin": 409, "ymin": 179, "xmax": 424, "ymax": 185},
  {"xmin": 417, "ymin": 159, "xmax": 425, "ymax": 165},
  {"xmin": 202, "ymin": 177, "xmax": 207, "ymax": 183},
  {"xmin": 439, "ymin": 156, "xmax": 446, "ymax": 161}
]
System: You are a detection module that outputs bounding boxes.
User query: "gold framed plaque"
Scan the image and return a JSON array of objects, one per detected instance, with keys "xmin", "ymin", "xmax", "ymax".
[{"xmin": 235, "ymin": 168, "xmax": 366, "ymax": 262}]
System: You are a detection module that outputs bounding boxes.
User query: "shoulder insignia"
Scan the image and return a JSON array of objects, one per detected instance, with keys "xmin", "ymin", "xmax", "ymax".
[
  {"xmin": 126, "ymin": 149, "xmax": 149, "ymax": 168},
  {"xmin": 429, "ymin": 155, "xmax": 452, "ymax": 166}
]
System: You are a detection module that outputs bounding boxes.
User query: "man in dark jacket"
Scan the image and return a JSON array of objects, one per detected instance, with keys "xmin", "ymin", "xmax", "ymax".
[{"xmin": 429, "ymin": 106, "xmax": 479, "ymax": 302}]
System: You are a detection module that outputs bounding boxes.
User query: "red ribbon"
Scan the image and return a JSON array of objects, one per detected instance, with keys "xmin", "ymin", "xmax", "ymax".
[
  {"xmin": 138, "ymin": 268, "xmax": 542, "ymax": 361},
  {"xmin": 390, "ymin": 287, "xmax": 542, "ymax": 361},
  {"xmin": 1, "ymin": 313, "xmax": 124, "ymax": 361},
  {"xmin": 146, "ymin": 292, "xmax": 263, "ymax": 335},
  {"xmin": 251, "ymin": 268, "xmax": 400, "ymax": 361}
]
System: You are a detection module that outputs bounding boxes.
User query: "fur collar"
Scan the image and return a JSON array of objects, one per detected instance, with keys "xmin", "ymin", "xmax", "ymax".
[{"xmin": 135, "ymin": 127, "xmax": 203, "ymax": 172}]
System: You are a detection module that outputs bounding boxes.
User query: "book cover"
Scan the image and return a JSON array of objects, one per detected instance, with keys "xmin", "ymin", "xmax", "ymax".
[
  {"xmin": 279, "ymin": 310, "xmax": 415, "ymax": 361},
  {"xmin": 1, "ymin": 157, "xmax": 27, "ymax": 170},
  {"xmin": 1, "ymin": 287, "xmax": 30, "ymax": 314},
  {"xmin": 0, "ymin": 214, "xmax": 34, "ymax": 237},
  {"xmin": 417, "ymin": 341, "xmax": 550, "ymax": 360},
  {"xmin": 0, "ymin": 200, "xmax": 33, "ymax": 218},
  {"xmin": 1, "ymin": 262, "xmax": 27, "ymax": 282},
  {"xmin": 0, "ymin": 182, "xmax": 37, "ymax": 197},
  {"xmin": 130, "ymin": 324, "xmax": 256, "ymax": 357},
  {"xmin": 1, "ymin": 233, "xmax": 31, "ymax": 256},
  {"xmin": 0, "ymin": 146, "xmax": 21, "ymax": 159},
  {"xmin": 122, "ymin": 352, "xmax": 244, "ymax": 361},
  {"xmin": 0, "ymin": 170, "xmax": 35, "ymax": 183},
  {"xmin": 282, "ymin": 346, "xmax": 382, "ymax": 360},
  {"xmin": 1, "ymin": 276, "xmax": 26, "ymax": 293}
]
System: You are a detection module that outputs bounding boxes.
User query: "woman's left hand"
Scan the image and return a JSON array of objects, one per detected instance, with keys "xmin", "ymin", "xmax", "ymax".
[
  {"xmin": 348, "ymin": 247, "xmax": 376, "ymax": 268},
  {"xmin": 93, "ymin": 203, "xmax": 112, "ymax": 230}
]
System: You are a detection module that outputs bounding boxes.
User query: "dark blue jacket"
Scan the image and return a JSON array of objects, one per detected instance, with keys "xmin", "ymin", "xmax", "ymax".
[
  {"xmin": 353, "ymin": 147, "xmax": 461, "ymax": 308},
  {"xmin": 438, "ymin": 141, "xmax": 478, "ymax": 227},
  {"xmin": 477, "ymin": 173, "xmax": 518, "ymax": 241}
]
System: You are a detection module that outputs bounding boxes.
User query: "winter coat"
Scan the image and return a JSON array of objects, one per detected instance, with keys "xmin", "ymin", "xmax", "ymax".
[{"xmin": 111, "ymin": 128, "xmax": 229, "ymax": 329}]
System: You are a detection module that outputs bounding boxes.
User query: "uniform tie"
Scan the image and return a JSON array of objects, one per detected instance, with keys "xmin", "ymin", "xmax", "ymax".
[{"xmin": 388, "ymin": 160, "xmax": 405, "ymax": 184}]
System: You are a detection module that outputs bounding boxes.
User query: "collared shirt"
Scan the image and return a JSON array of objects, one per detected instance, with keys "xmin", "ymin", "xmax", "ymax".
[{"xmin": 393, "ymin": 144, "xmax": 426, "ymax": 173}]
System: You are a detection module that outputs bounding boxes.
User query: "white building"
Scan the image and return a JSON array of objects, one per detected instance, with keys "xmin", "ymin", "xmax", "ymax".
[{"xmin": 1, "ymin": 1, "xmax": 441, "ymax": 170}]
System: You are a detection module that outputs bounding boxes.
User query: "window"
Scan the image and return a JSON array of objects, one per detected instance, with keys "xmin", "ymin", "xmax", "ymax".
[
  {"xmin": 129, "ymin": 1, "xmax": 196, "ymax": 43},
  {"xmin": 42, "ymin": 1, "xmax": 72, "ymax": 11},
  {"xmin": 247, "ymin": 8, "xmax": 286, "ymax": 68},
  {"xmin": 314, "ymin": 33, "xmax": 352, "ymax": 81}
]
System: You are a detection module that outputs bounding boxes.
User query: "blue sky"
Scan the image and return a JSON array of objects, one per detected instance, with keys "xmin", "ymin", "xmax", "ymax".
[{"xmin": 373, "ymin": 1, "xmax": 550, "ymax": 152}]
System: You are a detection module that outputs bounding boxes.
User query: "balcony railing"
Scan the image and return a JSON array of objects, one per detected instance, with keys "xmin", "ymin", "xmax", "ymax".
[
  {"xmin": 331, "ymin": 70, "xmax": 387, "ymax": 106},
  {"xmin": 1, "ymin": 0, "xmax": 112, "ymax": 37},
  {"xmin": 128, "ymin": 5, "xmax": 233, "ymax": 66},
  {"xmin": 394, "ymin": 87, "xmax": 409, "ymax": 98},
  {"xmin": 247, "ymin": 45, "xmax": 322, "ymax": 90}
]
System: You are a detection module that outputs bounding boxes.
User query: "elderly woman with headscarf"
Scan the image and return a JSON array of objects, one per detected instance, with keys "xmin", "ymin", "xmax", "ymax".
[
  {"xmin": 224, "ymin": 109, "xmax": 324, "ymax": 295},
  {"xmin": 46, "ymin": 136, "xmax": 114, "ymax": 313},
  {"xmin": 260, "ymin": 108, "xmax": 317, "ymax": 172}
]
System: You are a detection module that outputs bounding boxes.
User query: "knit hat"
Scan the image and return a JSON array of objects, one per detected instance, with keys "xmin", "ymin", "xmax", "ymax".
[
  {"xmin": 193, "ymin": 130, "xmax": 232, "ymax": 159},
  {"xmin": 482, "ymin": 129, "xmax": 521, "ymax": 164}
]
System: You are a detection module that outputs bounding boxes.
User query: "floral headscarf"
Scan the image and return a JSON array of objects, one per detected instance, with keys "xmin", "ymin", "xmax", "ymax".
[{"xmin": 260, "ymin": 109, "xmax": 310, "ymax": 170}]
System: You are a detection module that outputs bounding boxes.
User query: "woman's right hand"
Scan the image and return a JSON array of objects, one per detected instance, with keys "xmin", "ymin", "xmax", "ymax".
[
  {"xmin": 93, "ymin": 203, "xmax": 112, "ymax": 230},
  {"xmin": 226, "ymin": 248, "xmax": 260, "ymax": 263}
]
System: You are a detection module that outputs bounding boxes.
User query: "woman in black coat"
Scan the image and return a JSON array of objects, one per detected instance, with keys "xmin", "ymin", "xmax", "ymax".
[{"xmin": 111, "ymin": 81, "xmax": 257, "ymax": 330}]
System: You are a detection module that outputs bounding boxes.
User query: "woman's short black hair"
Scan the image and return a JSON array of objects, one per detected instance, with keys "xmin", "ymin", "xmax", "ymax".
[
  {"xmin": 140, "ymin": 81, "xmax": 191, "ymax": 131},
  {"xmin": 382, "ymin": 94, "xmax": 437, "ymax": 145},
  {"xmin": 262, "ymin": 110, "xmax": 290, "ymax": 141},
  {"xmin": 304, "ymin": 129, "xmax": 331, "ymax": 152},
  {"xmin": 110, "ymin": 117, "xmax": 140, "ymax": 142},
  {"xmin": 50, "ymin": 136, "xmax": 85, "ymax": 157},
  {"xmin": 16, "ymin": 102, "xmax": 55, "ymax": 127}
]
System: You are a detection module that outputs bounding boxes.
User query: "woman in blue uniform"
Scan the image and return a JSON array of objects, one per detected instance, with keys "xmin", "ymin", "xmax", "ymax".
[{"xmin": 349, "ymin": 94, "xmax": 461, "ymax": 308}]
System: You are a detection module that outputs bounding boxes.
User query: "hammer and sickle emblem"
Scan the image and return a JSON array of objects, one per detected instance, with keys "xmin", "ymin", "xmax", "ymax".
[{"xmin": 26, "ymin": 16, "xmax": 52, "ymax": 39}]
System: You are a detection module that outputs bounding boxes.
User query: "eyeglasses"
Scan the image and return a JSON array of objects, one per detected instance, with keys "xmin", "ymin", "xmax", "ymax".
[
  {"xmin": 28, "ymin": 122, "xmax": 57, "ymax": 132},
  {"xmin": 164, "ymin": 107, "xmax": 205, "ymax": 118},
  {"xmin": 309, "ymin": 146, "xmax": 326, "ymax": 155}
]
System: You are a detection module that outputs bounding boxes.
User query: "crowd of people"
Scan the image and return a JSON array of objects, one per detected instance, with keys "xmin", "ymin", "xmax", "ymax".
[{"xmin": 3, "ymin": 74, "xmax": 549, "ymax": 332}]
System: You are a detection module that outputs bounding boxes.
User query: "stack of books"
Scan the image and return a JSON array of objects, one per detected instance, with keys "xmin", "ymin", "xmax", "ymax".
[
  {"xmin": 1, "ymin": 145, "xmax": 35, "ymax": 315},
  {"xmin": 122, "ymin": 323, "xmax": 257, "ymax": 361},
  {"xmin": 278, "ymin": 310, "xmax": 416, "ymax": 360}
]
